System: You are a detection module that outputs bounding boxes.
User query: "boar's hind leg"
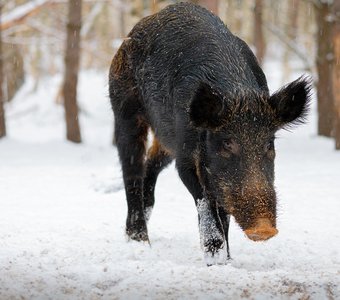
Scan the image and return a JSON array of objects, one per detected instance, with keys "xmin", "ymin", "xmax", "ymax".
[
  {"xmin": 115, "ymin": 114, "xmax": 149, "ymax": 242},
  {"xmin": 143, "ymin": 138, "xmax": 173, "ymax": 223}
]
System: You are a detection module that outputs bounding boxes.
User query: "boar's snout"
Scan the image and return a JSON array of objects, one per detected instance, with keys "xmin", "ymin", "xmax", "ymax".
[{"xmin": 244, "ymin": 218, "xmax": 278, "ymax": 241}]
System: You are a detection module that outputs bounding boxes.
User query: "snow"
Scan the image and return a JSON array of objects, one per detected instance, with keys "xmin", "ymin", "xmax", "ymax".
[{"xmin": 0, "ymin": 64, "xmax": 340, "ymax": 299}]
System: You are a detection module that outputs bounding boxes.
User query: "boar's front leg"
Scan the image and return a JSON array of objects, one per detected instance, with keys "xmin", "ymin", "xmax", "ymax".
[
  {"xmin": 176, "ymin": 161, "xmax": 227, "ymax": 265},
  {"xmin": 217, "ymin": 206, "xmax": 231, "ymax": 259},
  {"xmin": 196, "ymin": 198, "xmax": 229, "ymax": 265}
]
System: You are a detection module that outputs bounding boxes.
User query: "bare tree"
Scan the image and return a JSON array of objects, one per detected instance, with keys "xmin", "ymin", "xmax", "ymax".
[
  {"xmin": 253, "ymin": 0, "xmax": 265, "ymax": 65},
  {"xmin": 0, "ymin": 3, "xmax": 6, "ymax": 138},
  {"xmin": 282, "ymin": 0, "xmax": 300, "ymax": 82},
  {"xmin": 333, "ymin": 1, "xmax": 340, "ymax": 149},
  {"xmin": 315, "ymin": 1, "xmax": 334, "ymax": 137},
  {"xmin": 119, "ymin": 2, "xmax": 126, "ymax": 37},
  {"xmin": 62, "ymin": 0, "xmax": 82, "ymax": 143}
]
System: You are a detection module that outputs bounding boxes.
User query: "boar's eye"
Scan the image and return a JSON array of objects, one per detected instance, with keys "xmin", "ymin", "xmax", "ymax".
[
  {"xmin": 222, "ymin": 138, "xmax": 239, "ymax": 155},
  {"xmin": 223, "ymin": 139, "xmax": 232, "ymax": 150}
]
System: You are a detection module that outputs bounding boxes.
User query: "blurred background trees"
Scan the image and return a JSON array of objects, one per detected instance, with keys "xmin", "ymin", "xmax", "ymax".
[
  {"xmin": 315, "ymin": 0, "xmax": 334, "ymax": 138},
  {"xmin": 334, "ymin": 0, "xmax": 340, "ymax": 149},
  {"xmin": 0, "ymin": 3, "xmax": 6, "ymax": 138},
  {"xmin": 0, "ymin": 0, "xmax": 338, "ymax": 148}
]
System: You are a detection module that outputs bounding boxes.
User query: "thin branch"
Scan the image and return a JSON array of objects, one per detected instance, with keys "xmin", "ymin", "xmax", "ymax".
[
  {"xmin": 300, "ymin": 0, "xmax": 321, "ymax": 9},
  {"xmin": 27, "ymin": 19, "xmax": 64, "ymax": 40},
  {"xmin": 264, "ymin": 22, "xmax": 315, "ymax": 73},
  {"xmin": 1, "ymin": 0, "xmax": 53, "ymax": 31},
  {"xmin": 1, "ymin": 0, "xmax": 126, "ymax": 33},
  {"xmin": 81, "ymin": 2, "xmax": 104, "ymax": 37},
  {"xmin": 2, "ymin": 36, "xmax": 61, "ymax": 45}
]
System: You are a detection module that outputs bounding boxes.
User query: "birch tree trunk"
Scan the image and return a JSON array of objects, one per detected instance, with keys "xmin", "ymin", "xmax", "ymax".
[
  {"xmin": 62, "ymin": 0, "xmax": 82, "ymax": 143},
  {"xmin": 315, "ymin": 1, "xmax": 334, "ymax": 137},
  {"xmin": 0, "ymin": 4, "xmax": 6, "ymax": 138},
  {"xmin": 333, "ymin": 1, "xmax": 340, "ymax": 149}
]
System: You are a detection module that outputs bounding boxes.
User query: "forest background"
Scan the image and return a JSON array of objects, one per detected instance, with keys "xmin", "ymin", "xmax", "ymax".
[{"xmin": 0, "ymin": 0, "xmax": 339, "ymax": 148}]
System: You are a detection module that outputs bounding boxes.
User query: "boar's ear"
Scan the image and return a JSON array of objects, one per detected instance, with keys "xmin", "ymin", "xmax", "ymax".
[
  {"xmin": 189, "ymin": 83, "xmax": 227, "ymax": 129},
  {"xmin": 269, "ymin": 76, "xmax": 312, "ymax": 128}
]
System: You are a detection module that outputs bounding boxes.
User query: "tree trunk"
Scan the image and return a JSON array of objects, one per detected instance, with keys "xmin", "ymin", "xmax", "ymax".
[
  {"xmin": 4, "ymin": 43, "xmax": 25, "ymax": 101},
  {"xmin": 282, "ymin": 0, "xmax": 300, "ymax": 82},
  {"xmin": 0, "ymin": 4, "xmax": 6, "ymax": 138},
  {"xmin": 288, "ymin": 0, "xmax": 299, "ymax": 41},
  {"xmin": 119, "ymin": 3, "xmax": 126, "ymax": 37},
  {"xmin": 135, "ymin": 0, "xmax": 144, "ymax": 18},
  {"xmin": 62, "ymin": 0, "xmax": 82, "ymax": 143},
  {"xmin": 192, "ymin": 0, "xmax": 219, "ymax": 15},
  {"xmin": 254, "ymin": 0, "xmax": 265, "ymax": 66},
  {"xmin": 150, "ymin": 0, "xmax": 159, "ymax": 14},
  {"xmin": 234, "ymin": 0, "xmax": 244, "ymax": 34},
  {"xmin": 333, "ymin": 1, "xmax": 340, "ymax": 149},
  {"xmin": 315, "ymin": 2, "xmax": 334, "ymax": 137}
]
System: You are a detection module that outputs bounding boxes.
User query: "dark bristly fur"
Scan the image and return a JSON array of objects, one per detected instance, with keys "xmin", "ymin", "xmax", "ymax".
[{"xmin": 109, "ymin": 3, "xmax": 311, "ymax": 264}]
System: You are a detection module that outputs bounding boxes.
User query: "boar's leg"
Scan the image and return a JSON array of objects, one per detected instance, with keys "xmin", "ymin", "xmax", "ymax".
[
  {"xmin": 143, "ymin": 138, "xmax": 173, "ymax": 222},
  {"xmin": 114, "ymin": 114, "xmax": 149, "ymax": 242},
  {"xmin": 217, "ymin": 206, "xmax": 231, "ymax": 259},
  {"xmin": 196, "ymin": 198, "xmax": 228, "ymax": 265},
  {"xmin": 176, "ymin": 162, "xmax": 227, "ymax": 265}
]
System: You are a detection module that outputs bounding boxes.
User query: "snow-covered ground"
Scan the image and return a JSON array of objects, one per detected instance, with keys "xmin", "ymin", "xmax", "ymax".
[{"xmin": 0, "ymin": 64, "xmax": 339, "ymax": 299}]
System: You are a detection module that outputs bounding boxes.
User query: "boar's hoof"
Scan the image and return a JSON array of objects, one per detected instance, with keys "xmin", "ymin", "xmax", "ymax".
[
  {"xmin": 126, "ymin": 220, "xmax": 149, "ymax": 243},
  {"xmin": 204, "ymin": 249, "xmax": 228, "ymax": 266},
  {"xmin": 203, "ymin": 239, "xmax": 228, "ymax": 266},
  {"xmin": 126, "ymin": 229, "xmax": 149, "ymax": 243},
  {"xmin": 204, "ymin": 237, "xmax": 224, "ymax": 254},
  {"xmin": 244, "ymin": 218, "xmax": 278, "ymax": 242},
  {"xmin": 130, "ymin": 231, "xmax": 149, "ymax": 241}
]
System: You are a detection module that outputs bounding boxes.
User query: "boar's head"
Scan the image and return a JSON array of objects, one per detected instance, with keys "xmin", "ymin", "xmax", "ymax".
[{"xmin": 190, "ymin": 77, "xmax": 311, "ymax": 241}]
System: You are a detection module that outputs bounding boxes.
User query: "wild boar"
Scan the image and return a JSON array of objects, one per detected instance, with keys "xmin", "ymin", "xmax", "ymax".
[{"xmin": 109, "ymin": 3, "xmax": 311, "ymax": 265}]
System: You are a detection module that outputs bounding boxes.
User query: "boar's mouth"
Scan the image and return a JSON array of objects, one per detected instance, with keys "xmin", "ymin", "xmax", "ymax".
[
  {"xmin": 228, "ymin": 205, "xmax": 278, "ymax": 241},
  {"xmin": 244, "ymin": 218, "xmax": 278, "ymax": 241},
  {"xmin": 220, "ymin": 184, "xmax": 278, "ymax": 242}
]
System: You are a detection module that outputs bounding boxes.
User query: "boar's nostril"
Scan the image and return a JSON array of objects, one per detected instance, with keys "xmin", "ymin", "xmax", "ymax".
[{"xmin": 244, "ymin": 218, "xmax": 278, "ymax": 242}]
